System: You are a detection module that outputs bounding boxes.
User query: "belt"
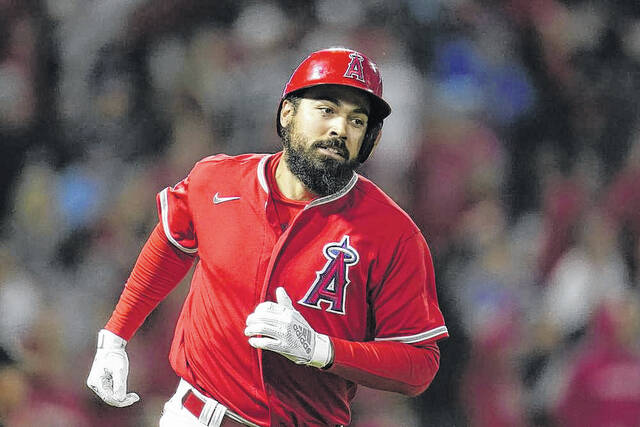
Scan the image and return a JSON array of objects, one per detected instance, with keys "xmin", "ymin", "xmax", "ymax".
[
  {"xmin": 179, "ymin": 382, "xmax": 340, "ymax": 427},
  {"xmin": 181, "ymin": 389, "xmax": 256, "ymax": 427}
]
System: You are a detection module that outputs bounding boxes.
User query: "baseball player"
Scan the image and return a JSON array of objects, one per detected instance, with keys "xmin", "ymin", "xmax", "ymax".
[{"xmin": 86, "ymin": 47, "xmax": 448, "ymax": 427}]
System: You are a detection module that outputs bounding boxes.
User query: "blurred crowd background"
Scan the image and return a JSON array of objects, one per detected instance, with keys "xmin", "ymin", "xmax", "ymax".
[{"xmin": 2, "ymin": 0, "xmax": 640, "ymax": 426}]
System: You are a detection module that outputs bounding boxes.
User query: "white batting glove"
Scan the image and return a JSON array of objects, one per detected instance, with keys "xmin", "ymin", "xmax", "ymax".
[
  {"xmin": 245, "ymin": 287, "xmax": 334, "ymax": 368},
  {"xmin": 86, "ymin": 329, "xmax": 140, "ymax": 407}
]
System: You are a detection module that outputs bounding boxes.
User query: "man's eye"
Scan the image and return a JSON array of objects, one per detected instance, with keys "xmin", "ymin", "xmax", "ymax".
[
  {"xmin": 319, "ymin": 107, "xmax": 334, "ymax": 115},
  {"xmin": 352, "ymin": 118, "xmax": 366, "ymax": 127}
]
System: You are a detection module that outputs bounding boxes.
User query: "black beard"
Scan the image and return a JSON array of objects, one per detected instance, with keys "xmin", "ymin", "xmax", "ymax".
[{"xmin": 282, "ymin": 124, "xmax": 360, "ymax": 197}]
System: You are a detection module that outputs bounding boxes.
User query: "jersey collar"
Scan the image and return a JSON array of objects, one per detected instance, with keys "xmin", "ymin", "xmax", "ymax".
[{"xmin": 256, "ymin": 152, "xmax": 358, "ymax": 208}]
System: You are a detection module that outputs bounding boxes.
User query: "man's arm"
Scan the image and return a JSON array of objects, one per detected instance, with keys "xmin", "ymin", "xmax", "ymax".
[
  {"xmin": 87, "ymin": 224, "xmax": 195, "ymax": 405},
  {"xmin": 245, "ymin": 287, "xmax": 441, "ymax": 397},
  {"xmin": 105, "ymin": 223, "xmax": 196, "ymax": 339},
  {"xmin": 328, "ymin": 338, "xmax": 440, "ymax": 396}
]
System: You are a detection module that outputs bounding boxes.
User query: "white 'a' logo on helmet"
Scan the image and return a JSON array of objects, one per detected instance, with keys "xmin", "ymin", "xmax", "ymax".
[{"xmin": 343, "ymin": 53, "xmax": 366, "ymax": 83}]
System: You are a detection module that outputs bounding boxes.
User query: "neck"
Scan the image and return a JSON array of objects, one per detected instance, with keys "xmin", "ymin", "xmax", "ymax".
[{"xmin": 275, "ymin": 153, "xmax": 316, "ymax": 201}]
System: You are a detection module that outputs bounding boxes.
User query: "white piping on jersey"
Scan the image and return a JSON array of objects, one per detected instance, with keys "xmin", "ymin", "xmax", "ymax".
[
  {"xmin": 256, "ymin": 153, "xmax": 359, "ymax": 208},
  {"xmin": 159, "ymin": 188, "xmax": 198, "ymax": 254},
  {"xmin": 257, "ymin": 155, "xmax": 270, "ymax": 194},
  {"xmin": 305, "ymin": 172, "xmax": 358, "ymax": 209},
  {"xmin": 374, "ymin": 326, "xmax": 448, "ymax": 344}
]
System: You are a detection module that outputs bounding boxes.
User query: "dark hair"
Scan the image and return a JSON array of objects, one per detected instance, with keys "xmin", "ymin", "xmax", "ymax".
[
  {"xmin": 0, "ymin": 345, "xmax": 15, "ymax": 368},
  {"xmin": 285, "ymin": 95, "xmax": 303, "ymax": 112}
]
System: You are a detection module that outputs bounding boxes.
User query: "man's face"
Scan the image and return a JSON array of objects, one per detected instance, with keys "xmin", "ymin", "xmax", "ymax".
[{"xmin": 280, "ymin": 85, "xmax": 371, "ymax": 196}]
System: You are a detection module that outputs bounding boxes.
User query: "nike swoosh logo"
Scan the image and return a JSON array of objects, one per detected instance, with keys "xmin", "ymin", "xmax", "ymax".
[{"xmin": 213, "ymin": 192, "xmax": 240, "ymax": 204}]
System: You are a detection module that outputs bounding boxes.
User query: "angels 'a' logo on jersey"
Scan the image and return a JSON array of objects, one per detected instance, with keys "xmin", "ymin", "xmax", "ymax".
[
  {"xmin": 343, "ymin": 53, "xmax": 366, "ymax": 83},
  {"xmin": 299, "ymin": 235, "xmax": 359, "ymax": 315}
]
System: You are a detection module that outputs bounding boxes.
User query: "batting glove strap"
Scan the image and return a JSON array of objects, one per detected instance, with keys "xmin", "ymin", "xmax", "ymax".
[
  {"xmin": 97, "ymin": 329, "xmax": 127, "ymax": 349},
  {"xmin": 309, "ymin": 333, "xmax": 333, "ymax": 369}
]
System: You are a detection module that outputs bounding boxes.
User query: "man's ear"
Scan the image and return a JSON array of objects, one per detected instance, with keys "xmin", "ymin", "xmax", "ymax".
[{"xmin": 280, "ymin": 99, "xmax": 295, "ymax": 129}]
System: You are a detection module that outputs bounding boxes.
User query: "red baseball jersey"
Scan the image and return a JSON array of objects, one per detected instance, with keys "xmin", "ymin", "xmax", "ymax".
[{"xmin": 157, "ymin": 152, "xmax": 448, "ymax": 426}]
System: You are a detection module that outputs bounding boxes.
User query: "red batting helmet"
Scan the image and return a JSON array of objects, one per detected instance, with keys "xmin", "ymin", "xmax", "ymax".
[{"xmin": 277, "ymin": 48, "xmax": 392, "ymax": 163}]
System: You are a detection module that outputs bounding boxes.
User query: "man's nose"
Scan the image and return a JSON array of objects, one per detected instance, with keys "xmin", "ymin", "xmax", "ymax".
[{"xmin": 329, "ymin": 117, "xmax": 348, "ymax": 140}]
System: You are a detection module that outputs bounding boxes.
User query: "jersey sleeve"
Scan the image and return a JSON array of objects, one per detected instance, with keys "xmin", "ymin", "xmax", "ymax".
[
  {"xmin": 105, "ymin": 224, "xmax": 196, "ymax": 340},
  {"xmin": 156, "ymin": 174, "xmax": 198, "ymax": 254},
  {"xmin": 329, "ymin": 339, "xmax": 440, "ymax": 396},
  {"xmin": 371, "ymin": 231, "xmax": 448, "ymax": 345}
]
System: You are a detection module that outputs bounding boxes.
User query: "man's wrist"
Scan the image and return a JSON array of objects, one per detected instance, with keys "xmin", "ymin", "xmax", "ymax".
[
  {"xmin": 310, "ymin": 333, "xmax": 333, "ymax": 369},
  {"xmin": 98, "ymin": 329, "xmax": 127, "ymax": 350}
]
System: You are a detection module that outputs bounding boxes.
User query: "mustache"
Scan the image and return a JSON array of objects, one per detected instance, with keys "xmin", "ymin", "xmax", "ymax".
[{"xmin": 313, "ymin": 138, "xmax": 348, "ymax": 159}]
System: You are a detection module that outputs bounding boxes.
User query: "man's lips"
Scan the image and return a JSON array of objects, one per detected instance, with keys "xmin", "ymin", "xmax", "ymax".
[{"xmin": 315, "ymin": 144, "xmax": 347, "ymax": 159}]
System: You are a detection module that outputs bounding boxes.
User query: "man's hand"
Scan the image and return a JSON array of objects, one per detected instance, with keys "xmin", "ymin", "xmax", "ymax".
[
  {"xmin": 86, "ymin": 329, "xmax": 140, "ymax": 407},
  {"xmin": 244, "ymin": 287, "xmax": 333, "ymax": 368}
]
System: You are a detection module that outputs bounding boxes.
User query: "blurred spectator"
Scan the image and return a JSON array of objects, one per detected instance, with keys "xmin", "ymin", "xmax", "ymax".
[
  {"xmin": 605, "ymin": 134, "xmax": 640, "ymax": 284},
  {"xmin": 59, "ymin": 42, "xmax": 169, "ymax": 165},
  {"xmin": 6, "ymin": 308, "xmax": 95, "ymax": 427},
  {"xmin": 0, "ymin": 246, "xmax": 43, "ymax": 357},
  {"xmin": 223, "ymin": 1, "xmax": 295, "ymax": 153},
  {"xmin": 535, "ymin": 148, "xmax": 591, "ymax": 283},
  {"xmin": 527, "ymin": 208, "xmax": 630, "ymax": 423},
  {"xmin": 0, "ymin": 345, "xmax": 27, "ymax": 427},
  {"xmin": 540, "ymin": 208, "xmax": 629, "ymax": 342},
  {"xmin": 553, "ymin": 293, "xmax": 640, "ymax": 427},
  {"xmin": 0, "ymin": 0, "xmax": 57, "ymax": 223},
  {"xmin": 412, "ymin": 116, "xmax": 505, "ymax": 255},
  {"xmin": 461, "ymin": 307, "xmax": 526, "ymax": 427},
  {"xmin": 444, "ymin": 199, "xmax": 532, "ymax": 426}
]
